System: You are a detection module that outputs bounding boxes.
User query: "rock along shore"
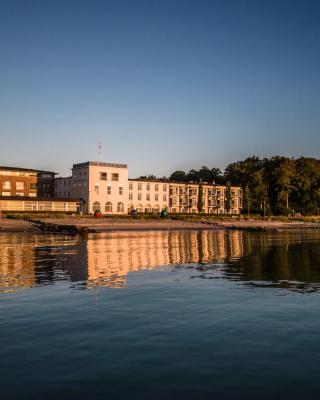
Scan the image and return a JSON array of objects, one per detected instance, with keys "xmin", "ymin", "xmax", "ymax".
[{"xmin": 1, "ymin": 217, "xmax": 320, "ymax": 234}]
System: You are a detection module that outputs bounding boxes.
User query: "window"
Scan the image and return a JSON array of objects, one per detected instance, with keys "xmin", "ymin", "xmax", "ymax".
[
  {"xmin": 29, "ymin": 193, "xmax": 37, "ymax": 197},
  {"xmin": 3, "ymin": 181, "xmax": 11, "ymax": 190},
  {"xmin": 155, "ymin": 194, "xmax": 158, "ymax": 201},
  {"xmin": 94, "ymin": 184, "xmax": 99, "ymax": 194},
  {"xmin": 1, "ymin": 192, "xmax": 10, "ymax": 196},
  {"xmin": 105, "ymin": 202, "xmax": 112, "ymax": 212},
  {"xmin": 146, "ymin": 194, "xmax": 150, "ymax": 201},
  {"xmin": 138, "ymin": 183, "xmax": 142, "ymax": 191},
  {"xmin": 30, "ymin": 183, "xmax": 37, "ymax": 190},
  {"xmin": 16, "ymin": 182, "xmax": 24, "ymax": 190},
  {"xmin": 155, "ymin": 184, "xmax": 158, "ymax": 191},
  {"xmin": 119, "ymin": 186, "xmax": 123, "ymax": 195},
  {"xmin": 117, "ymin": 202, "xmax": 124, "ymax": 212},
  {"xmin": 111, "ymin": 173, "xmax": 119, "ymax": 181},
  {"xmin": 163, "ymin": 194, "xmax": 167, "ymax": 202},
  {"xmin": 163, "ymin": 184, "xmax": 167, "ymax": 192},
  {"xmin": 92, "ymin": 201, "xmax": 101, "ymax": 212},
  {"xmin": 107, "ymin": 185, "xmax": 111, "ymax": 195},
  {"xmin": 129, "ymin": 193, "xmax": 133, "ymax": 200},
  {"xmin": 100, "ymin": 172, "xmax": 107, "ymax": 181},
  {"xmin": 146, "ymin": 183, "xmax": 150, "ymax": 191},
  {"xmin": 138, "ymin": 193, "xmax": 142, "ymax": 200},
  {"xmin": 129, "ymin": 183, "xmax": 133, "ymax": 191},
  {"xmin": 16, "ymin": 192, "xmax": 24, "ymax": 197}
]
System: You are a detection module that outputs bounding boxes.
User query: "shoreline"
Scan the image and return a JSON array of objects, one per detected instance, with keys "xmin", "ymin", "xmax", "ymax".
[{"xmin": 2, "ymin": 217, "xmax": 320, "ymax": 234}]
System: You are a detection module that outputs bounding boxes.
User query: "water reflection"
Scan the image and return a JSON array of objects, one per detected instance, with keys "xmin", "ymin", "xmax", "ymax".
[
  {"xmin": 225, "ymin": 232, "xmax": 320, "ymax": 292},
  {"xmin": 1, "ymin": 230, "xmax": 320, "ymax": 293},
  {"xmin": 86, "ymin": 230, "xmax": 244, "ymax": 288}
]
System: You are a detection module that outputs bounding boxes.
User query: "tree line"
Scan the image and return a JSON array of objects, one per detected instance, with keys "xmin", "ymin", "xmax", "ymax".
[{"xmin": 140, "ymin": 156, "xmax": 320, "ymax": 215}]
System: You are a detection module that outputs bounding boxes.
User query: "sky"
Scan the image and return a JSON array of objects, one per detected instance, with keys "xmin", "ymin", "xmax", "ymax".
[{"xmin": 0, "ymin": 0, "xmax": 319, "ymax": 178}]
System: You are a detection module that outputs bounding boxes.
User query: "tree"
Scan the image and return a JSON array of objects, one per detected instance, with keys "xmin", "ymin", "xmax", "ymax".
[
  {"xmin": 244, "ymin": 185, "xmax": 251, "ymax": 215},
  {"xmin": 166, "ymin": 156, "xmax": 320, "ymax": 216},
  {"xmin": 198, "ymin": 166, "xmax": 212, "ymax": 183},
  {"xmin": 186, "ymin": 169, "xmax": 199, "ymax": 182},
  {"xmin": 211, "ymin": 167, "xmax": 224, "ymax": 184},
  {"xmin": 225, "ymin": 181, "xmax": 232, "ymax": 213},
  {"xmin": 197, "ymin": 181, "xmax": 203, "ymax": 212},
  {"xmin": 169, "ymin": 170, "xmax": 186, "ymax": 182},
  {"xmin": 138, "ymin": 174, "xmax": 158, "ymax": 180}
]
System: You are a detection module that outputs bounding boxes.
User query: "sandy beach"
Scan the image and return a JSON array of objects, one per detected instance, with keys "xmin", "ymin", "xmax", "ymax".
[{"xmin": 1, "ymin": 216, "xmax": 320, "ymax": 233}]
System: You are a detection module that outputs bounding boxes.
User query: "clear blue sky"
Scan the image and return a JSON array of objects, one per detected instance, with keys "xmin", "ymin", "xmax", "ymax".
[{"xmin": 0, "ymin": 0, "xmax": 319, "ymax": 177}]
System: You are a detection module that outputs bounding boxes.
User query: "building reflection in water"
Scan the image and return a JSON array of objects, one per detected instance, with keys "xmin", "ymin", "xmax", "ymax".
[
  {"xmin": 0, "ymin": 235, "xmax": 36, "ymax": 292},
  {"xmin": 2, "ymin": 230, "xmax": 320, "ymax": 292},
  {"xmin": 0, "ymin": 230, "xmax": 243, "ymax": 291},
  {"xmin": 86, "ymin": 230, "xmax": 244, "ymax": 288}
]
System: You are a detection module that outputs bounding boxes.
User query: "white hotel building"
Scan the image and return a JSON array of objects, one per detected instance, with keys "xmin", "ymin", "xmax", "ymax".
[{"xmin": 54, "ymin": 161, "xmax": 242, "ymax": 215}]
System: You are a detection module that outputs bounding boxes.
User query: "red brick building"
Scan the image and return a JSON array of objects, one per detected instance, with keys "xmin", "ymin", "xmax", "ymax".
[{"xmin": 0, "ymin": 166, "xmax": 55, "ymax": 198}]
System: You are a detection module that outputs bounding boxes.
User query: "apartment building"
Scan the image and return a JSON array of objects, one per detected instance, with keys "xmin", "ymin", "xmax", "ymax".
[
  {"xmin": 169, "ymin": 182, "xmax": 242, "ymax": 214},
  {"xmin": 169, "ymin": 182, "xmax": 199, "ymax": 213},
  {"xmin": 0, "ymin": 166, "xmax": 55, "ymax": 198},
  {"xmin": 127, "ymin": 179, "xmax": 169, "ymax": 213},
  {"xmin": 54, "ymin": 160, "xmax": 242, "ymax": 215},
  {"xmin": 55, "ymin": 161, "xmax": 128, "ymax": 214}
]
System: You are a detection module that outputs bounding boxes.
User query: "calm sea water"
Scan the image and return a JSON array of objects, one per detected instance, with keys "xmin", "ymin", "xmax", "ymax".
[{"xmin": 1, "ymin": 230, "xmax": 320, "ymax": 399}]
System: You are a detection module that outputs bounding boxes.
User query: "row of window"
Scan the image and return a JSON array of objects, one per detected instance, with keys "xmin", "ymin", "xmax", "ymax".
[
  {"xmin": 0, "ymin": 171, "xmax": 37, "ymax": 177},
  {"xmin": 128, "ymin": 193, "xmax": 167, "ymax": 201},
  {"xmin": 170, "ymin": 208, "xmax": 232, "ymax": 214},
  {"xmin": 99, "ymin": 172, "xmax": 119, "ymax": 181},
  {"xmin": 128, "ymin": 182, "xmax": 167, "ymax": 192},
  {"xmin": 1, "ymin": 182, "xmax": 38, "ymax": 190},
  {"xmin": 56, "ymin": 191, "xmax": 71, "ymax": 197},
  {"xmin": 94, "ymin": 185, "xmax": 124, "ymax": 195},
  {"xmin": 92, "ymin": 201, "xmax": 124, "ymax": 213},
  {"xmin": 1, "ymin": 192, "xmax": 37, "ymax": 197},
  {"xmin": 170, "ymin": 188, "xmax": 240, "ymax": 196},
  {"xmin": 92, "ymin": 202, "xmax": 239, "ymax": 214}
]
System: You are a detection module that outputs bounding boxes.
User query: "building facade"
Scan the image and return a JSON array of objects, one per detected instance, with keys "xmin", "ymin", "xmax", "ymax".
[
  {"xmin": 0, "ymin": 166, "xmax": 55, "ymax": 198},
  {"xmin": 55, "ymin": 161, "xmax": 129, "ymax": 215},
  {"xmin": 0, "ymin": 166, "xmax": 79, "ymax": 213},
  {"xmin": 54, "ymin": 160, "xmax": 242, "ymax": 215},
  {"xmin": 169, "ymin": 182, "xmax": 242, "ymax": 214},
  {"xmin": 127, "ymin": 179, "xmax": 169, "ymax": 213}
]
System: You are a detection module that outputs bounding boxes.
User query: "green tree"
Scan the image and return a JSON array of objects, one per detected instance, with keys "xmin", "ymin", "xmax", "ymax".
[
  {"xmin": 169, "ymin": 170, "xmax": 186, "ymax": 182},
  {"xmin": 244, "ymin": 185, "xmax": 251, "ymax": 215},
  {"xmin": 225, "ymin": 181, "xmax": 232, "ymax": 213},
  {"xmin": 197, "ymin": 181, "xmax": 203, "ymax": 212}
]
